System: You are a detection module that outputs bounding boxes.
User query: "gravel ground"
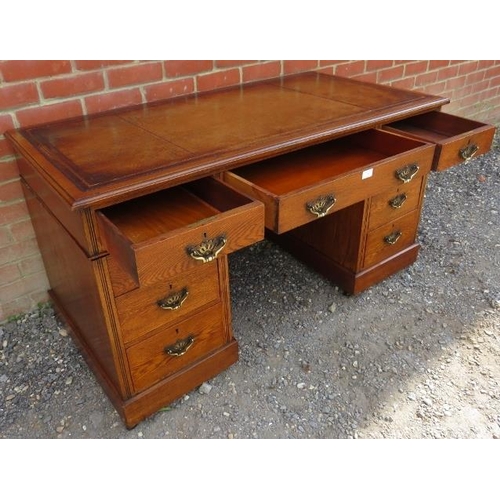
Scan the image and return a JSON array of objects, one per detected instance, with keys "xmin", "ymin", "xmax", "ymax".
[{"xmin": 1, "ymin": 133, "xmax": 499, "ymax": 441}]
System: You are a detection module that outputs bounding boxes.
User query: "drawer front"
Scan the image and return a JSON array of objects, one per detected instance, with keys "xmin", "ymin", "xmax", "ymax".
[
  {"xmin": 116, "ymin": 260, "xmax": 221, "ymax": 345},
  {"xmin": 127, "ymin": 303, "xmax": 228, "ymax": 394},
  {"xmin": 367, "ymin": 176, "xmax": 425, "ymax": 231},
  {"xmin": 98, "ymin": 179, "xmax": 265, "ymax": 286},
  {"xmin": 435, "ymin": 126, "xmax": 495, "ymax": 171},
  {"xmin": 384, "ymin": 111, "xmax": 496, "ymax": 172},
  {"xmin": 363, "ymin": 210, "xmax": 421, "ymax": 269},
  {"xmin": 224, "ymin": 136, "xmax": 434, "ymax": 234},
  {"xmin": 133, "ymin": 204, "xmax": 263, "ymax": 285}
]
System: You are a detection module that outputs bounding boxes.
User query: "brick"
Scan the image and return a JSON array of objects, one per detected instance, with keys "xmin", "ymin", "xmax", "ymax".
[
  {"xmin": 0, "ymin": 270, "xmax": 47, "ymax": 303},
  {"xmin": 10, "ymin": 218, "xmax": 35, "ymax": 242},
  {"xmin": 460, "ymin": 93, "xmax": 484, "ymax": 107},
  {"xmin": 452, "ymin": 84, "xmax": 474, "ymax": 100},
  {"xmin": 216, "ymin": 61, "xmax": 257, "ymax": 68},
  {"xmin": 107, "ymin": 62, "xmax": 163, "ymax": 88},
  {"xmin": 144, "ymin": 78, "xmax": 195, "ymax": 102},
  {"xmin": 0, "ymin": 158, "xmax": 19, "ymax": 183},
  {"xmin": 437, "ymin": 65, "xmax": 459, "ymax": 80},
  {"xmin": 19, "ymin": 254, "xmax": 45, "ymax": 276},
  {"xmin": 0, "ymin": 141, "xmax": 16, "ymax": 162},
  {"xmin": 319, "ymin": 61, "xmax": 347, "ymax": 67},
  {"xmin": 197, "ymin": 69, "xmax": 241, "ymax": 92},
  {"xmin": 458, "ymin": 61, "xmax": 479, "ymax": 75},
  {"xmin": 429, "ymin": 60, "xmax": 450, "ymax": 70},
  {"xmin": 415, "ymin": 70, "xmax": 439, "ymax": 87},
  {"xmin": 16, "ymin": 100, "xmax": 83, "ymax": 128},
  {"xmin": 0, "ymin": 226, "xmax": 14, "ymax": 248},
  {"xmin": 422, "ymin": 82, "xmax": 447, "ymax": 96},
  {"xmin": 0, "ymin": 296, "xmax": 32, "ymax": 322},
  {"xmin": 445, "ymin": 75, "xmax": 467, "ymax": 91},
  {"xmin": 85, "ymin": 88, "xmax": 143, "ymax": 114},
  {"xmin": 366, "ymin": 60, "xmax": 394, "ymax": 71},
  {"xmin": 242, "ymin": 61, "xmax": 282, "ymax": 82},
  {"xmin": 477, "ymin": 60, "xmax": 495, "ymax": 69},
  {"xmin": 465, "ymin": 70, "xmax": 486, "ymax": 86},
  {"xmin": 355, "ymin": 73, "xmax": 378, "ymax": 83},
  {"xmin": 476, "ymin": 88, "xmax": 498, "ymax": 101},
  {"xmin": 377, "ymin": 65, "xmax": 404, "ymax": 83},
  {"xmin": 0, "ymin": 199, "xmax": 29, "ymax": 225},
  {"xmin": 0, "ymin": 60, "xmax": 72, "ymax": 82},
  {"xmin": 41, "ymin": 72, "xmax": 105, "ymax": 99},
  {"xmin": 0, "ymin": 297, "xmax": 26, "ymax": 323},
  {"xmin": 335, "ymin": 61, "xmax": 366, "ymax": 78},
  {"xmin": 164, "ymin": 61, "xmax": 213, "ymax": 77},
  {"xmin": 0, "ymin": 178, "xmax": 24, "ymax": 203},
  {"xmin": 29, "ymin": 288, "xmax": 50, "ymax": 306},
  {"xmin": 485, "ymin": 66, "xmax": 500, "ymax": 79},
  {"xmin": 0, "ymin": 82, "xmax": 39, "ymax": 110},
  {"xmin": 489, "ymin": 75, "xmax": 500, "ymax": 88},
  {"xmin": 1, "ymin": 289, "xmax": 48, "ymax": 321},
  {"xmin": 404, "ymin": 61, "xmax": 428, "ymax": 76},
  {"xmin": 0, "ymin": 114, "xmax": 15, "ymax": 135},
  {"xmin": 391, "ymin": 77, "xmax": 416, "ymax": 90},
  {"xmin": 0, "ymin": 263, "xmax": 21, "ymax": 284},
  {"xmin": 469, "ymin": 80, "xmax": 490, "ymax": 94},
  {"xmin": 75, "ymin": 60, "xmax": 133, "ymax": 71},
  {"xmin": 0, "ymin": 237, "xmax": 40, "ymax": 266},
  {"xmin": 283, "ymin": 60, "xmax": 319, "ymax": 74}
]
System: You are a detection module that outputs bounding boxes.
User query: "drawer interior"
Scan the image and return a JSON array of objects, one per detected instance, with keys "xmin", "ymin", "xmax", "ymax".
[
  {"xmin": 99, "ymin": 177, "xmax": 253, "ymax": 246},
  {"xmin": 384, "ymin": 111, "xmax": 492, "ymax": 143},
  {"xmin": 101, "ymin": 187, "xmax": 218, "ymax": 245},
  {"xmin": 229, "ymin": 129, "xmax": 428, "ymax": 195}
]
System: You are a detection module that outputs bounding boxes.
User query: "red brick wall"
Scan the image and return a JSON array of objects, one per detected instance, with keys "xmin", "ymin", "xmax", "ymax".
[{"xmin": 1, "ymin": 60, "xmax": 500, "ymax": 321}]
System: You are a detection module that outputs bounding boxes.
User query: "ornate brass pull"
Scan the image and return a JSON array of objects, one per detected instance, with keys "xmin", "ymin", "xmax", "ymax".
[
  {"xmin": 306, "ymin": 194, "xmax": 336, "ymax": 218},
  {"xmin": 459, "ymin": 143, "xmax": 479, "ymax": 163},
  {"xmin": 157, "ymin": 287, "xmax": 189, "ymax": 310},
  {"xmin": 164, "ymin": 335, "xmax": 195, "ymax": 357},
  {"xmin": 395, "ymin": 164, "xmax": 419, "ymax": 183},
  {"xmin": 389, "ymin": 193, "xmax": 407, "ymax": 209},
  {"xmin": 384, "ymin": 231, "xmax": 402, "ymax": 245},
  {"xmin": 187, "ymin": 235, "xmax": 227, "ymax": 263}
]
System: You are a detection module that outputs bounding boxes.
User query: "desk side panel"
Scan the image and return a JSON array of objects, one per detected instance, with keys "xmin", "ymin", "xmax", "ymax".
[{"xmin": 22, "ymin": 181, "xmax": 130, "ymax": 398}]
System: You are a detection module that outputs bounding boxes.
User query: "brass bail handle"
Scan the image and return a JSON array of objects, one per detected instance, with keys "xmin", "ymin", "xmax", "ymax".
[
  {"xmin": 164, "ymin": 335, "xmax": 195, "ymax": 357},
  {"xmin": 157, "ymin": 287, "xmax": 189, "ymax": 310},
  {"xmin": 395, "ymin": 164, "xmax": 419, "ymax": 183},
  {"xmin": 459, "ymin": 143, "xmax": 479, "ymax": 163},
  {"xmin": 187, "ymin": 234, "xmax": 227, "ymax": 263},
  {"xmin": 306, "ymin": 194, "xmax": 336, "ymax": 218},
  {"xmin": 384, "ymin": 230, "xmax": 402, "ymax": 245},
  {"xmin": 389, "ymin": 193, "xmax": 407, "ymax": 209}
]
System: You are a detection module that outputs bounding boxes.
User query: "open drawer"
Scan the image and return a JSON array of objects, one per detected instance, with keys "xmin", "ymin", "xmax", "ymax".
[
  {"xmin": 97, "ymin": 177, "xmax": 265, "ymax": 286},
  {"xmin": 222, "ymin": 129, "xmax": 435, "ymax": 234},
  {"xmin": 383, "ymin": 111, "xmax": 496, "ymax": 171}
]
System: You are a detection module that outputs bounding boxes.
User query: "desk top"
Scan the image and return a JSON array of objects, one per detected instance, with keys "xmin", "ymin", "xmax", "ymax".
[{"xmin": 7, "ymin": 72, "xmax": 449, "ymax": 210}]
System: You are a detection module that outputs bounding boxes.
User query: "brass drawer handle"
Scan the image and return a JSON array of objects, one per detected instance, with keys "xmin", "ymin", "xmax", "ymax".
[
  {"xmin": 384, "ymin": 230, "xmax": 402, "ymax": 245},
  {"xmin": 395, "ymin": 163, "xmax": 419, "ymax": 183},
  {"xmin": 389, "ymin": 193, "xmax": 407, "ymax": 209},
  {"xmin": 164, "ymin": 335, "xmax": 195, "ymax": 357},
  {"xmin": 187, "ymin": 235, "xmax": 227, "ymax": 263},
  {"xmin": 306, "ymin": 194, "xmax": 336, "ymax": 218},
  {"xmin": 157, "ymin": 287, "xmax": 189, "ymax": 310},
  {"xmin": 459, "ymin": 143, "xmax": 479, "ymax": 163}
]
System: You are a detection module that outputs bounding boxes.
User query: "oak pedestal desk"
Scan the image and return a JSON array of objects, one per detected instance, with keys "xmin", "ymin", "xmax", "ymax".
[{"xmin": 7, "ymin": 72, "xmax": 496, "ymax": 428}]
